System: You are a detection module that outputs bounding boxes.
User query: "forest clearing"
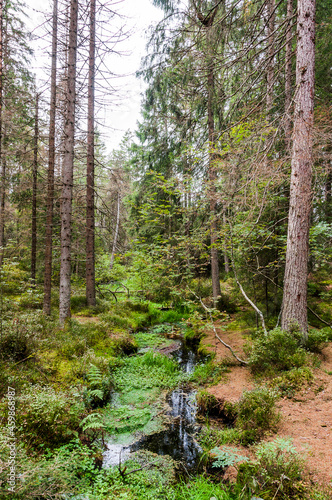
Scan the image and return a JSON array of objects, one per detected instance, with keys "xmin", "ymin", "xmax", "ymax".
[{"xmin": 0, "ymin": 0, "xmax": 332, "ymax": 498}]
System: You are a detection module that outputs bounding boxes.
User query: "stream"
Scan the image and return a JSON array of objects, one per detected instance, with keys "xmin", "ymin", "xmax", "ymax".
[{"xmin": 103, "ymin": 332, "xmax": 203, "ymax": 470}]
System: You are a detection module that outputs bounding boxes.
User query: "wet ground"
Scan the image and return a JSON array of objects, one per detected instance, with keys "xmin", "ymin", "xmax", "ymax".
[{"xmin": 103, "ymin": 331, "xmax": 203, "ymax": 469}]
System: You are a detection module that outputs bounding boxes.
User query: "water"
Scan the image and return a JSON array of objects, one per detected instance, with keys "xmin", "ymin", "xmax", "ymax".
[{"xmin": 103, "ymin": 333, "xmax": 202, "ymax": 469}]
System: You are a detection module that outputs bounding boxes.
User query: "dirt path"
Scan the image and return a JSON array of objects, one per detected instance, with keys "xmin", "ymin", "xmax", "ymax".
[{"xmin": 202, "ymin": 324, "xmax": 332, "ymax": 486}]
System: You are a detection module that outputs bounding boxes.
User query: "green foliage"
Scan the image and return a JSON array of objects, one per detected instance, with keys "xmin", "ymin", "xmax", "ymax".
[
  {"xmin": 199, "ymin": 425, "xmax": 242, "ymax": 449},
  {"xmin": 0, "ymin": 319, "xmax": 36, "ymax": 361},
  {"xmin": 238, "ymin": 438, "xmax": 306, "ymax": 499},
  {"xmin": 191, "ymin": 360, "xmax": 227, "ymax": 386},
  {"xmin": 247, "ymin": 328, "xmax": 308, "ymax": 375},
  {"xmin": 236, "ymin": 387, "xmax": 280, "ymax": 444},
  {"xmin": 270, "ymin": 367, "xmax": 314, "ymax": 397},
  {"xmin": 210, "ymin": 446, "xmax": 249, "ymax": 468},
  {"xmin": 17, "ymin": 385, "xmax": 85, "ymax": 448},
  {"xmin": 83, "ymin": 364, "xmax": 112, "ymax": 409}
]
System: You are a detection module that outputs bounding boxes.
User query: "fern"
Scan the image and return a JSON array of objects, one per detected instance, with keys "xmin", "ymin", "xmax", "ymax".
[
  {"xmin": 88, "ymin": 389, "xmax": 103, "ymax": 400},
  {"xmin": 80, "ymin": 412, "xmax": 105, "ymax": 432},
  {"xmin": 87, "ymin": 364, "xmax": 103, "ymax": 388}
]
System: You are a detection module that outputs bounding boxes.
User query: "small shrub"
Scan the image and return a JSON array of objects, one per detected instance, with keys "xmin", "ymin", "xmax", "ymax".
[
  {"xmin": 247, "ymin": 328, "xmax": 308, "ymax": 375},
  {"xmin": 270, "ymin": 367, "xmax": 313, "ymax": 397},
  {"xmin": 238, "ymin": 437, "xmax": 306, "ymax": 499},
  {"xmin": 0, "ymin": 319, "xmax": 36, "ymax": 361},
  {"xmin": 18, "ymin": 385, "xmax": 85, "ymax": 448},
  {"xmin": 304, "ymin": 328, "xmax": 331, "ymax": 352},
  {"xmin": 236, "ymin": 387, "xmax": 280, "ymax": 444}
]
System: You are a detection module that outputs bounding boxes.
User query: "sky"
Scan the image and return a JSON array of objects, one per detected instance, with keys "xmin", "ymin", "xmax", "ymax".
[{"xmin": 26, "ymin": 0, "xmax": 164, "ymax": 152}]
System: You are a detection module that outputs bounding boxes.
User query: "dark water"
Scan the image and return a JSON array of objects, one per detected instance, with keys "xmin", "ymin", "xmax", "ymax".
[
  {"xmin": 103, "ymin": 335, "xmax": 202, "ymax": 469},
  {"xmin": 130, "ymin": 387, "xmax": 201, "ymax": 470}
]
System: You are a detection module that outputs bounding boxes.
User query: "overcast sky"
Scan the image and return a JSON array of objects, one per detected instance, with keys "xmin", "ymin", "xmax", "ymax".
[{"xmin": 26, "ymin": 0, "xmax": 164, "ymax": 152}]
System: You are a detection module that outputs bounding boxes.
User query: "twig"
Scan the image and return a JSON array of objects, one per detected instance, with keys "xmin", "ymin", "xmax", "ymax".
[
  {"xmin": 189, "ymin": 289, "xmax": 248, "ymax": 366},
  {"xmin": 307, "ymin": 306, "xmax": 332, "ymax": 331}
]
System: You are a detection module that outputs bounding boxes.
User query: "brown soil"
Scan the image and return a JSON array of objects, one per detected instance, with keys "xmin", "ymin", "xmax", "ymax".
[{"xmin": 202, "ymin": 323, "xmax": 332, "ymax": 487}]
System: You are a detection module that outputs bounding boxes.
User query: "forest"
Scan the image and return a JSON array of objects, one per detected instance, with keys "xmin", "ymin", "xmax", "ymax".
[{"xmin": 0, "ymin": 0, "xmax": 332, "ymax": 498}]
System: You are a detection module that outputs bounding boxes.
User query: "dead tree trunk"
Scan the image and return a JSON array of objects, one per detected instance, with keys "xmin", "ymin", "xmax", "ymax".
[
  {"xmin": 43, "ymin": 0, "xmax": 58, "ymax": 315},
  {"xmin": 281, "ymin": 0, "xmax": 316, "ymax": 336},
  {"xmin": 31, "ymin": 93, "xmax": 39, "ymax": 283},
  {"xmin": 86, "ymin": 0, "xmax": 96, "ymax": 306},
  {"xmin": 59, "ymin": 0, "xmax": 78, "ymax": 325}
]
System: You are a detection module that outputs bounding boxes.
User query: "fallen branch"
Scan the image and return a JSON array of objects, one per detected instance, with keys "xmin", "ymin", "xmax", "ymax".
[
  {"xmin": 189, "ymin": 289, "xmax": 248, "ymax": 366},
  {"xmin": 229, "ymin": 223, "xmax": 268, "ymax": 335},
  {"xmin": 307, "ymin": 305, "xmax": 332, "ymax": 331}
]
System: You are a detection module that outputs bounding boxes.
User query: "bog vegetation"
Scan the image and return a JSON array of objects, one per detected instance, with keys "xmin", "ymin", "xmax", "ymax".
[{"xmin": 0, "ymin": 0, "xmax": 332, "ymax": 498}]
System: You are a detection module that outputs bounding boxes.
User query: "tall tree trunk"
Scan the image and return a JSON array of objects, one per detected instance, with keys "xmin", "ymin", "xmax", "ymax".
[
  {"xmin": 223, "ymin": 211, "xmax": 230, "ymax": 273},
  {"xmin": 86, "ymin": 0, "xmax": 96, "ymax": 305},
  {"xmin": 43, "ymin": 0, "xmax": 58, "ymax": 315},
  {"xmin": 31, "ymin": 93, "xmax": 39, "ymax": 283},
  {"xmin": 109, "ymin": 190, "xmax": 120, "ymax": 272},
  {"xmin": 266, "ymin": 0, "xmax": 276, "ymax": 114},
  {"xmin": 284, "ymin": 0, "xmax": 294, "ymax": 153},
  {"xmin": 59, "ymin": 0, "xmax": 78, "ymax": 325},
  {"xmin": 281, "ymin": 0, "xmax": 316, "ymax": 336},
  {"xmin": 0, "ymin": 0, "xmax": 3, "ymax": 268}
]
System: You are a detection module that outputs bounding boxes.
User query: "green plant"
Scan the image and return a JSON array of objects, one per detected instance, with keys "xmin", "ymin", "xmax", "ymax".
[
  {"xmin": 236, "ymin": 387, "xmax": 280, "ymax": 444},
  {"xmin": 210, "ymin": 446, "xmax": 249, "ymax": 468},
  {"xmin": 83, "ymin": 364, "xmax": 112, "ymax": 409},
  {"xmin": 0, "ymin": 319, "xmax": 36, "ymax": 361},
  {"xmin": 191, "ymin": 360, "xmax": 227, "ymax": 386},
  {"xmin": 247, "ymin": 328, "xmax": 308, "ymax": 375},
  {"xmin": 18, "ymin": 385, "xmax": 85, "ymax": 448},
  {"xmin": 238, "ymin": 437, "xmax": 306, "ymax": 499},
  {"xmin": 270, "ymin": 366, "xmax": 313, "ymax": 397}
]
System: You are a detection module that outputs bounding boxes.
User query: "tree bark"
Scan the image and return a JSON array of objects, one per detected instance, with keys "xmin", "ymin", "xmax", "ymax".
[
  {"xmin": 43, "ymin": 0, "xmax": 58, "ymax": 315},
  {"xmin": 0, "ymin": 0, "xmax": 3, "ymax": 268},
  {"xmin": 284, "ymin": 0, "xmax": 294, "ymax": 153},
  {"xmin": 59, "ymin": 0, "xmax": 78, "ymax": 325},
  {"xmin": 86, "ymin": 0, "xmax": 96, "ymax": 306},
  {"xmin": 31, "ymin": 93, "xmax": 39, "ymax": 283},
  {"xmin": 281, "ymin": 0, "xmax": 316, "ymax": 336},
  {"xmin": 110, "ymin": 190, "xmax": 120, "ymax": 272}
]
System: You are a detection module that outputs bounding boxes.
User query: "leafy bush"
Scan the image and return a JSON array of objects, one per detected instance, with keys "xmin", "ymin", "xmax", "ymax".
[
  {"xmin": 304, "ymin": 328, "xmax": 331, "ymax": 352},
  {"xmin": 270, "ymin": 367, "xmax": 313, "ymax": 397},
  {"xmin": 0, "ymin": 319, "xmax": 36, "ymax": 361},
  {"xmin": 238, "ymin": 437, "xmax": 306, "ymax": 499},
  {"xmin": 18, "ymin": 385, "xmax": 85, "ymax": 448},
  {"xmin": 247, "ymin": 328, "xmax": 308, "ymax": 375},
  {"xmin": 236, "ymin": 387, "xmax": 280, "ymax": 444}
]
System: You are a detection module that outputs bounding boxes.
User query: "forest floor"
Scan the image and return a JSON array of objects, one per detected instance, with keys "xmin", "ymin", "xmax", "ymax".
[{"xmin": 202, "ymin": 321, "xmax": 332, "ymax": 487}]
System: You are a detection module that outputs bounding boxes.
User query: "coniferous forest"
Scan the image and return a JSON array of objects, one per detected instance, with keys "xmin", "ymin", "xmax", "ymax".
[{"xmin": 0, "ymin": 0, "xmax": 332, "ymax": 498}]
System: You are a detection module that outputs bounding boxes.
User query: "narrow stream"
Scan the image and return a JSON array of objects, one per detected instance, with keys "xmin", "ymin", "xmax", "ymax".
[{"xmin": 103, "ymin": 332, "xmax": 203, "ymax": 470}]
